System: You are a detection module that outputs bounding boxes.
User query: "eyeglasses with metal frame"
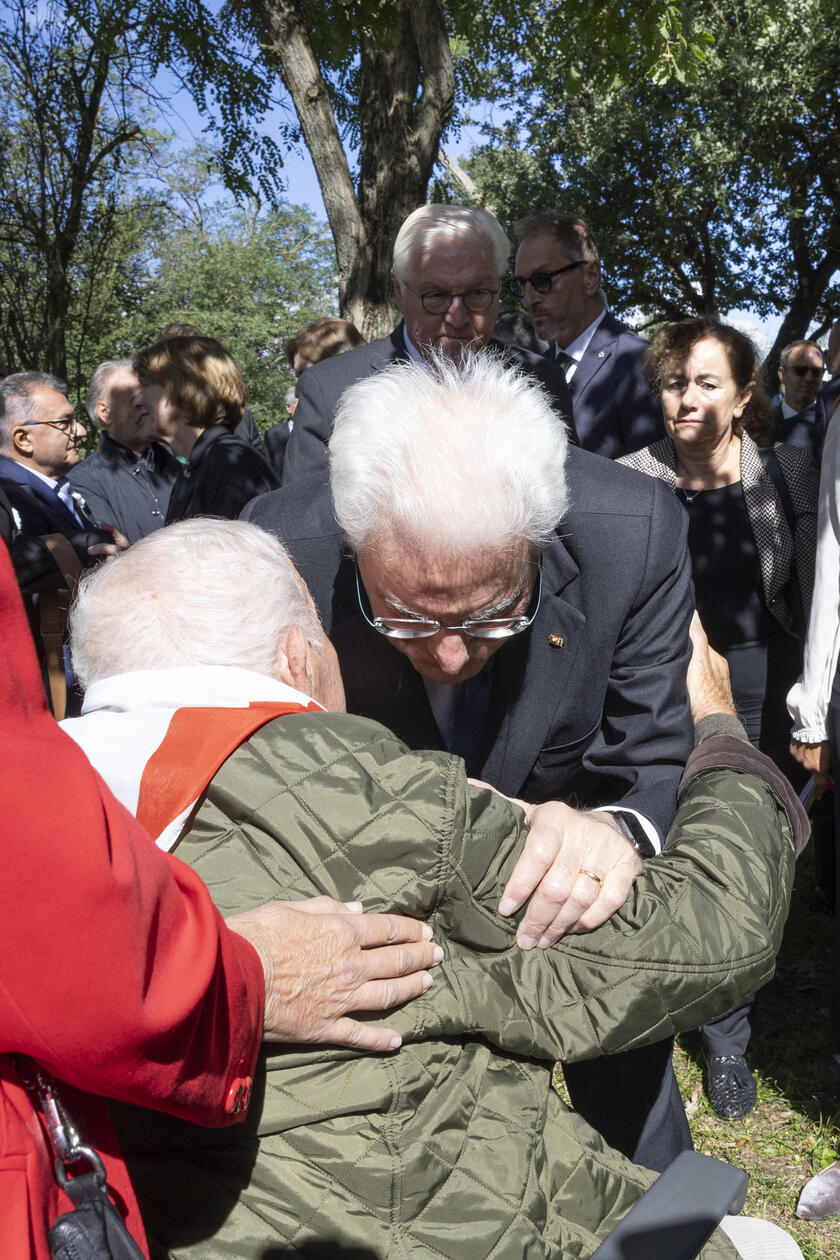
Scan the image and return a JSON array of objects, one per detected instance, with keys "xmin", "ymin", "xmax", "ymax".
[
  {"xmin": 355, "ymin": 560, "xmax": 543, "ymax": 640},
  {"xmin": 20, "ymin": 417, "xmax": 79, "ymax": 434},
  {"xmin": 506, "ymin": 260, "xmax": 586, "ymax": 298},
  {"xmin": 402, "ymin": 285, "xmax": 501, "ymax": 315}
]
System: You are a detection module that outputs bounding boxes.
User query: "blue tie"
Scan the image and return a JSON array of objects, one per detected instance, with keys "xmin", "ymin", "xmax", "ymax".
[{"xmin": 450, "ymin": 663, "xmax": 494, "ymax": 777}]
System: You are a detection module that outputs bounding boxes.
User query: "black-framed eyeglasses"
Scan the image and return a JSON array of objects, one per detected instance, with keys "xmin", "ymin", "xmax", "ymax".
[
  {"xmin": 403, "ymin": 285, "xmax": 500, "ymax": 315},
  {"xmin": 787, "ymin": 365, "xmax": 823, "ymax": 379},
  {"xmin": 507, "ymin": 260, "xmax": 586, "ymax": 298},
  {"xmin": 20, "ymin": 416, "xmax": 80, "ymax": 434},
  {"xmin": 355, "ymin": 560, "xmax": 543, "ymax": 640}
]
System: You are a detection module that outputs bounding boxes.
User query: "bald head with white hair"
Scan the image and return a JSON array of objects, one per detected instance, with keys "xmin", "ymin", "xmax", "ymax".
[{"xmin": 68, "ymin": 519, "xmax": 345, "ymax": 710}]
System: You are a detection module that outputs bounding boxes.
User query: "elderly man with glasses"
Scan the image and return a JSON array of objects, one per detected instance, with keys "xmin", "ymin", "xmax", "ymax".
[
  {"xmin": 513, "ymin": 212, "xmax": 663, "ymax": 458},
  {"xmin": 0, "ymin": 372, "xmax": 125, "ymax": 548},
  {"xmin": 244, "ymin": 350, "xmax": 696, "ymax": 1173},
  {"xmin": 281, "ymin": 204, "xmax": 575, "ymax": 485}
]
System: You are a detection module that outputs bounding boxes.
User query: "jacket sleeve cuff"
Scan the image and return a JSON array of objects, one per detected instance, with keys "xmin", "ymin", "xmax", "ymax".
[
  {"xmin": 678, "ymin": 733, "xmax": 811, "ymax": 858},
  {"xmin": 693, "ymin": 713, "xmax": 749, "ymax": 745}
]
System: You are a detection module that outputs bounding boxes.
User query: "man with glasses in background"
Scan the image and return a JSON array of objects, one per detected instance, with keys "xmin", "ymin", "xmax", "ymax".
[
  {"xmin": 0, "ymin": 372, "xmax": 126, "ymax": 713},
  {"xmin": 244, "ymin": 351, "xmax": 695, "ymax": 1174},
  {"xmin": 0, "ymin": 372, "xmax": 125, "ymax": 549},
  {"xmin": 513, "ymin": 213, "xmax": 662, "ymax": 458},
  {"xmin": 772, "ymin": 339, "xmax": 831, "ymax": 463},
  {"xmin": 280, "ymin": 204, "xmax": 575, "ymax": 484}
]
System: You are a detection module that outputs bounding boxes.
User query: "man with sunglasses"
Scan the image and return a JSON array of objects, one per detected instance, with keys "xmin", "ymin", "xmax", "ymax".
[
  {"xmin": 244, "ymin": 351, "xmax": 696, "ymax": 1173},
  {"xmin": 772, "ymin": 339, "xmax": 833, "ymax": 463},
  {"xmin": 281, "ymin": 204, "xmax": 574, "ymax": 486},
  {"xmin": 513, "ymin": 214, "xmax": 662, "ymax": 458}
]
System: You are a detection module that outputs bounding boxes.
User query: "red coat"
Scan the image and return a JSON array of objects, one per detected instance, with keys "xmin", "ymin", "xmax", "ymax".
[{"xmin": 0, "ymin": 541, "xmax": 264, "ymax": 1259}]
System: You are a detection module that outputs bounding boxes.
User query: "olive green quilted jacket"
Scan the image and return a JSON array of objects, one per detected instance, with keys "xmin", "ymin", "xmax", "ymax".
[{"xmin": 115, "ymin": 713, "xmax": 797, "ymax": 1260}]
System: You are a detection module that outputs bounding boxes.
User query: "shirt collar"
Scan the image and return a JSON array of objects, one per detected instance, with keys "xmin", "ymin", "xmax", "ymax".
[{"xmin": 556, "ymin": 309, "xmax": 607, "ymax": 364}]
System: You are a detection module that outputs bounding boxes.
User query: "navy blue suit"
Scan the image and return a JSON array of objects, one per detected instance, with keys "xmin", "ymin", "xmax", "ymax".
[
  {"xmin": 0, "ymin": 456, "xmax": 100, "ymax": 536},
  {"xmin": 282, "ymin": 324, "xmax": 576, "ymax": 485},
  {"xmin": 552, "ymin": 312, "xmax": 663, "ymax": 459},
  {"xmin": 772, "ymin": 377, "xmax": 840, "ymax": 466}
]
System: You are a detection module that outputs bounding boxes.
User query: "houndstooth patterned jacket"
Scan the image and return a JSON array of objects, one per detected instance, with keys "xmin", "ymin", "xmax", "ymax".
[{"xmin": 619, "ymin": 433, "xmax": 819, "ymax": 639}]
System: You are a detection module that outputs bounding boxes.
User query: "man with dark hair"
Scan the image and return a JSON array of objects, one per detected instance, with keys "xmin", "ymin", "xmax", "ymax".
[
  {"xmin": 512, "ymin": 213, "xmax": 662, "ymax": 458},
  {"xmin": 67, "ymin": 359, "xmax": 181, "ymax": 543},
  {"xmin": 772, "ymin": 338, "xmax": 837, "ymax": 463}
]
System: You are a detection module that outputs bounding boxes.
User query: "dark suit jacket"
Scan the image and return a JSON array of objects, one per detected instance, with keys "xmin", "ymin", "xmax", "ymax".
[
  {"xmin": 165, "ymin": 426, "xmax": 279, "ymax": 524},
  {"xmin": 0, "ymin": 455, "xmax": 104, "ymax": 537},
  {"xmin": 552, "ymin": 312, "xmax": 663, "ymax": 459},
  {"xmin": 772, "ymin": 377, "xmax": 840, "ymax": 465},
  {"xmin": 281, "ymin": 323, "xmax": 576, "ymax": 485},
  {"xmin": 243, "ymin": 445, "xmax": 694, "ymax": 842}
]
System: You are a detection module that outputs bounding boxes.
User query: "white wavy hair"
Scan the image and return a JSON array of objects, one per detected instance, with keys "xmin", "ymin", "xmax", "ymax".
[
  {"xmin": 70, "ymin": 519, "xmax": 323, "ymax": 690},
  {"xmin": 330, "ymin": 351, "xmax": 570, "ymax": 558},
  {"xmin": 392, "ymin": 205, "xmax": 511, "ymax": 288}
]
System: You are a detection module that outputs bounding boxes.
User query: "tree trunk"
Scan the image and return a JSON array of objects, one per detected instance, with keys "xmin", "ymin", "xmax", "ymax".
[{"xmin": 255, "ymin": 0, "xmax": 454, "ymax": 340}]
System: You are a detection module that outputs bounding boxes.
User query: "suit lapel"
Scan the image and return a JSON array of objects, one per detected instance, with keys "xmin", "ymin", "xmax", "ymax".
[
  {"xmin": 567, "ymin": 318, "xmax": 617, "ymax": 403},
  {"xmin": 481, "ymin": 541, "xmax": 587, "ymax": 797},
  {"xmin": 0, "ymin": 459, "xmax": 81, "ymax": 534}
]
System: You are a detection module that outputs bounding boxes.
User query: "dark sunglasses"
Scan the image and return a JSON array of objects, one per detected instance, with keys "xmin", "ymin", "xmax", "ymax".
[
  {"xmin": 788, "ymin": 365, "xmax": 823, "ymax": 379},
  {"xmin": 507, "ymin": 260, "xmax": 585, "ymax": 297}
]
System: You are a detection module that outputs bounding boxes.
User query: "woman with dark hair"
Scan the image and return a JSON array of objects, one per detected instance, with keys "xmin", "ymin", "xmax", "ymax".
[
  {"xmin": 620, "ymin": 317, "xmax": 818, "ymax": 1120},
  {"xmin": 133, "ymin": 335, "xmax": 278, "ymax": 522}
]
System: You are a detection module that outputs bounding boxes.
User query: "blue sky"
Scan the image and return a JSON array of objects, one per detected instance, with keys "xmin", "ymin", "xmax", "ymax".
[{"xmin": 160, "ymin": 72, "xmax": 786, "ymax": 353}]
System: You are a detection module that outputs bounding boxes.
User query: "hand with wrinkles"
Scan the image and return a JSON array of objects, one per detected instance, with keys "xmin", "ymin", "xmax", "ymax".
[
  {"xmin": 470, "ymin": 780, "xmax": 642, "ymax": 949},
  {"xmin": 227, "ymin": 897, "xmax": 442, "ymax": 1051}
]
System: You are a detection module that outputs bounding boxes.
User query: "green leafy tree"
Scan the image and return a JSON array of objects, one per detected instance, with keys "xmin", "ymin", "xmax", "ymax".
[
  {"xmin": 227, "ymin": 0, "xmax": 707, "ymax": 338},
  {"xmin": 130, "ymin": 198, "xmax": 338, "ymax": 426},
  {"xmin": 458, "ymin": 0, "xmax": 840, "ymax": 382}
]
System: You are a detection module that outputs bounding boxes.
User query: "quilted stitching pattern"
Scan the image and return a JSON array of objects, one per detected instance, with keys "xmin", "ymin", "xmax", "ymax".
[{"xmin": 118, "ymin": 714, "xmax": 783, "ymax": 1259}]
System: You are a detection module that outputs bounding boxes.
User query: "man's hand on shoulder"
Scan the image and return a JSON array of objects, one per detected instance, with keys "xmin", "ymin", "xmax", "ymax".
[
  {"xmin": 492, "ymin": 797, "xmax": 642, "ymax": 948},
  {"xmin": 226, "ymin": 897, "xmax": 442, "ymax": 1051}
]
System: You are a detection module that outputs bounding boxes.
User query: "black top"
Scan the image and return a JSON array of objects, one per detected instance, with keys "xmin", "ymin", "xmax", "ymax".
[
  {"xmin": 678, "ymin": 481, "xmax": 778, "ymax": 648},
  {"xmin": 166, "ymin": 425, "xmax": 280, "ymax": 524}
]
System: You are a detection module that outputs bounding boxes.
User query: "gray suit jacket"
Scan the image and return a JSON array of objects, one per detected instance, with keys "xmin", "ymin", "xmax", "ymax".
[
  {"xmin": 281, "ymin": 323, "xmax": 577, "ymax": 485},
  {"xmin": 243, "ymin": 444, "xmax": 694, "ymax": 842}
]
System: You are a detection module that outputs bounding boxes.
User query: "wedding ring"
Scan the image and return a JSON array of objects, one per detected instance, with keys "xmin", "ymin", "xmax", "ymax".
[{"xmin": 579, "ymin": 867, "xmax": 603, "ymax": 887}]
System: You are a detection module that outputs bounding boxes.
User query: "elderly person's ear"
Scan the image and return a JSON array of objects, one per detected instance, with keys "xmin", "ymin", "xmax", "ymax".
[{"xmin": 274, "ymin": 624, "xmax": 312, "ymax": 694}]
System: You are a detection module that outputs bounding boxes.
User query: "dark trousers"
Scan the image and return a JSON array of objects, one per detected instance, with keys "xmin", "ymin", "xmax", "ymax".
[{"xmin": 562, "ymin": 1038, "xmax": 693, "ymax": 1173}]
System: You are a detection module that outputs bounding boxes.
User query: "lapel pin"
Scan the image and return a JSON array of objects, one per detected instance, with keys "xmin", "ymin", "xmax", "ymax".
[
  {"xmin": 597, "ymin": 351, "xmax": 606, "ymax": 359},
  {"xmin": 548, "ymin": 634, "xmax": 564, "ymax": 648}
]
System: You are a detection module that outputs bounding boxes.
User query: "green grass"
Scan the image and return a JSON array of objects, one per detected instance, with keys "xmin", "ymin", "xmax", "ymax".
[
  {"xmin": 672, "ymin": 839, "xmax": 840, "ymax": 1258},
  {"xmin": 555, "ymin": 841, "xmax": 840, "ymax": 1257}
]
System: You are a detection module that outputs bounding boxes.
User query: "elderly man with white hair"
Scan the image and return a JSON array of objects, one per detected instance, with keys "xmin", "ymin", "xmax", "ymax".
[
  {"xmin": 60, "ymin": 516, "xmax": 806, "ymax": 1260},
  {"xmin": 244, "ymin": 349, "xmax": 695, "ymax": 1171},
  {"xmin": 281, "ymin": 203, "xmax": 575, "ymax": 484}
]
